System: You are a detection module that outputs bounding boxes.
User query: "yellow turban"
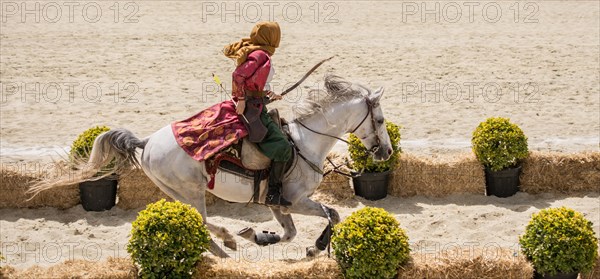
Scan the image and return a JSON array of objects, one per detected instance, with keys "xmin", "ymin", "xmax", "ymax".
[{"xmin": 223, "ymin": 21, "xmax": 281, "ymax": 66}]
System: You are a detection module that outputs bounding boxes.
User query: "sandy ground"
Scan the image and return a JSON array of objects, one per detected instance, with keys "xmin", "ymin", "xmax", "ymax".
[
  {"xmin": 1, "ymin": 0, "xmax": 599, "ymax": 270},
  {"xmin": 1, "ymin": 1, "xmax": 599, "ymax": 161},
  {"xmin": 1, "ymin": 192, "xmax": 598, "ymax": 269}
]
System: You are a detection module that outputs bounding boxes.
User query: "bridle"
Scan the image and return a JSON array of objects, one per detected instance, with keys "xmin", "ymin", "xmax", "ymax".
[{"xmin": 293, "ymin": 97, "xmax": 382, "ymax": 177}]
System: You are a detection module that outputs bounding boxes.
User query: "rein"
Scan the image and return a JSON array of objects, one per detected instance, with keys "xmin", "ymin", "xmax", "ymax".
[{"xmin": 293, "ymin": 97, "xmax": 382, "ymax": 178}]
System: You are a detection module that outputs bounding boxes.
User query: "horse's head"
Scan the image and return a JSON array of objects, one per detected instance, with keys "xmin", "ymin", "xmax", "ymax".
[
  {"xmin": 297, "ymin": 75, "xmax": 394, "ymax": 162},
  {"xmin": 348, "ymin": 86, "xmax": 393, "ymax": 162}
]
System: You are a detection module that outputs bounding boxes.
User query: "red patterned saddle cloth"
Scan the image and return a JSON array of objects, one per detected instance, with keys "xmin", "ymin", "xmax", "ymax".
[{"xmin": 171, "ymin": 100, "xmax": 248, "ymax": 162}]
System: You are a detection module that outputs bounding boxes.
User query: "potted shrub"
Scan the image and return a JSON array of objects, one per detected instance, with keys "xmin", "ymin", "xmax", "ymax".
[
  {"xmin": 128, "ymin": 199, "xmax": 211, "ymax": 278},
  {"xmin": 520, "ymin": 207, "xmax": 598, "ymax": 279},
  {"xmin": 71, "ymin": 125, "xmax": 118, "ymax": 211},
  {"xmin": 348, "ymin": 121, "xmax": 401, "ymax": 200},
  {"xmin": 332, "ymin": 207, "xmax": 410, "ymax": 279},
  {"xmin": 471, "ymin": 117, "xmax": 528, "ymax": 197}
]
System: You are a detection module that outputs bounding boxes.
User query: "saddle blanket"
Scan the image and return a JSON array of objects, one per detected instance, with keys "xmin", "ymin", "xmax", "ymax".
[{"xmin": 171, "ymin": 100, "xmax": 248, "ymax": 161}]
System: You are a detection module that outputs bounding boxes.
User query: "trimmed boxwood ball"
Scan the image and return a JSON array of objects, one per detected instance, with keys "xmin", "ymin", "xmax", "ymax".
[
  {"xmin": 519, "ymin": 207, "xmax": 598, "ymax": 276},
  {"xmin": 471, "ymin": 117, "xmax": 528, "ymax": 172},
  {"xmin": 332, "ymin": 207, "xmax": 410, "ymax": 279},
  {"xmin": 348, "ymin": 121, "xmax": 401, "ymax": 173},
  {"xmin": 127, "ymin": 199, "xmax": 211, "ymax": 279}
]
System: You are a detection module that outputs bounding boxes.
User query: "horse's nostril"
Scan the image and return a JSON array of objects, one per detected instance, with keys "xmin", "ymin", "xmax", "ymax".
[{"xmin": 387, "ymin": 148, "xmax": 392, "ymax": 155}]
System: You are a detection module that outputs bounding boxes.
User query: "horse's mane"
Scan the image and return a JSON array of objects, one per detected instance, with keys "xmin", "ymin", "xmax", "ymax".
[{"xmin": 293, "ymin": 75, "xmax": 370, "ymax": 120}]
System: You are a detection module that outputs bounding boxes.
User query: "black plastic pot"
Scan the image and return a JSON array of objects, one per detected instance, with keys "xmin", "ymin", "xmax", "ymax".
[
  {"xmin": 534, "ymin": 271, "xmax": 578, "ymax": 279},
  {"xmin": 79, "ymin": 176, "xmax": 118, "ymax": 211},
  {"xmin": 484, "ymin": 165, "xmax": 522, "ymax": 198},
  {"xmin": 352, "ymin": 170, "xmax": 390, "ymax": 201}
]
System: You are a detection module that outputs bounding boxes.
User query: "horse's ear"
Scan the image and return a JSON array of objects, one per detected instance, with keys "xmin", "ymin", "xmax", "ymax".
[{"xmin": 369, "ymin": 87, "xmax": 384, "ymax": 103}]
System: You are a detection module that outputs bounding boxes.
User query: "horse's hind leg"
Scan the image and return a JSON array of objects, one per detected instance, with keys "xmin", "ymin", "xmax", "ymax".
[
  {"xmin": 237, "ymin": 207, "xmax": 297, "ymax": 245},
  {"xmin": 289, "ymin": 197, "xmax": 340, "ymax": 257},
  {"xmin": 143, "ymin": 174, "xmax": 236, "ymax": 255},
  {"xmin": 205, "ymin": 222, "xmax": 237, "ymax": 250},
  {"xmin": 171, "ymin": 188, "xmax": 237, "ymax": 252}
]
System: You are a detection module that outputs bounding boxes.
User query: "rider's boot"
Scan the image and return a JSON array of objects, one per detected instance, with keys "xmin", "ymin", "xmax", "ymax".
[{"xmin": 265, "ymin": 161, "xmax": 292, "ymax": 206}]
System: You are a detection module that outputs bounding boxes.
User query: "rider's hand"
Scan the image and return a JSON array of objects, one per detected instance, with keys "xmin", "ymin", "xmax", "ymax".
[
  {"xmin": 236, "ymin": 100, "xmax": 246, "ymax": 115},
  {"xmin": 267, "ymin": 91, "xmax": 283, "ymax": 101}
]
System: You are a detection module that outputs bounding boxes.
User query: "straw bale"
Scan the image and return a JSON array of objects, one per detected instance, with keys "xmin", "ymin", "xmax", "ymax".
[
  {"xmin": 399, "ymin": 248, "xmax": 533, "ymax": 279},
  {"xmin": 2, "ymin": 248, "xmax": 545, "ymax": 279},
  {"xmin": 194, "ymin": 256, "xmax": 342, "ymax": 279},
  {"xmin": 1, "ymin": 257, "xmax": 136, "ymax": 279},
  {"xmin": 0, "ymin": 163, "xmax": 79, "ymax": 209},
  {"xmin": 116, "ymin": 168, "xmax": 218, "ymax": 210},
  {"xmin": 520, "ymin": 151, "xmax": 600, "ymax": 194},
  {"xmin": 2, "ymin": 151, "xmax": 597, "ymax": 209},
  {"xmin": 116, "ymin": 168, "xmax": 173, "ymax": 210},
  {"xmin": 391, "ymin": 153, "xmax": 485, "ymax": 197},
  {"xmin": 0, "ymin": 266, "xmax": 17, "ymax": 279}
]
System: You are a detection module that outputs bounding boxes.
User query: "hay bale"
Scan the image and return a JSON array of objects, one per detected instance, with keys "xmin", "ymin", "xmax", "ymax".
[
  {"xmin": 399, "ymin": 248, "xmax": 533, "ymax": 279},
  {"xmin": 391, "ymin": 153, "xmax": 485, "ymax": 197},
  {"xmin": 2, "ymin": 150, "xmax": 597, "ymax": 209},
  {"xmin": 0, "ymin": 163, "xmax": 79, "ymax": 209},
  {"xmin": 194, "ymin": 256, "xmax": 342, "ymax": 279},
  {"xmin": 0, "ymin": 265, "xmax": 17, "ymax": 278},
  {"xmin": 312, "ymin": 152, "xmax": 354, "ymax": 204},
  {"xmin": 2, "ymin": 257, "xmax": 136, "ymax": 279},
  {"xmin": 521, "ymin": 151, "xmax": 600, "ymax": 194},
  {"xmin": 116, "ymin": 168, "xmax": 172, "ymax": 210},
  {"xmin": 116, "ymin": 168, "xmax": 217, "ymax": 210},
  {"xmin": 1, "ymin": 248, "xmax": 541, "ymax": 279}
]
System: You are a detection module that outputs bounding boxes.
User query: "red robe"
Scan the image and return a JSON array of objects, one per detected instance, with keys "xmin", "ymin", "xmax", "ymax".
[{"xmin": 232, "ymin": 49, "xmax": 272, "ymax": 99}]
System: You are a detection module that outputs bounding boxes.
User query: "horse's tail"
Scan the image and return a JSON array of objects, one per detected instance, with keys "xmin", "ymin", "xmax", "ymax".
[{"xmin": 27, "ymin": 128, "xmax": 148, "ymax": 198}]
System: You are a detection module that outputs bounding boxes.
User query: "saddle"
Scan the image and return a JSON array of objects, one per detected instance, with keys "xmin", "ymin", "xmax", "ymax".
[{"xmin": 205, "ymin": 109, "xmax": 293, "ymax": 203}]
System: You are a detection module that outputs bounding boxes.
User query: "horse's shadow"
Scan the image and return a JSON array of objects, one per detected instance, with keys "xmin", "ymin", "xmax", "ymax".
[
  {"xmin": 356, "ymin": 191, "xmax": 598, "ymax": 216},
  {"xmin": 207, "ymin": 199, "xmax": 273, "ymax": 221},
  {"xmin": 0, "ymin": 205, "xmax": 137, "ymax": 226}
]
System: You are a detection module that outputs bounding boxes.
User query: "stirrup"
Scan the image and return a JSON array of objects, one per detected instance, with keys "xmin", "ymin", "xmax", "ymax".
[{"xmin": 266, "ymin": 192, "xmax": 292, "ymax": 206}]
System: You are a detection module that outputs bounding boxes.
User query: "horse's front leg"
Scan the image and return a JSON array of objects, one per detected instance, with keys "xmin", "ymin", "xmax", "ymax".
[
  {"xmin": 237, "ymin": 206, "xmax": 297, "ymax": 246},
  {"xmin": 289, "ymin": 197, "xmax": 340, "ymax": 257}
]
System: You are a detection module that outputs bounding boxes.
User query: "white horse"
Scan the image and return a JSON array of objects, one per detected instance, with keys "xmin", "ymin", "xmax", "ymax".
[{"xmin": 28, "ymin": 75, "xmax": 393, "ymax": 258}]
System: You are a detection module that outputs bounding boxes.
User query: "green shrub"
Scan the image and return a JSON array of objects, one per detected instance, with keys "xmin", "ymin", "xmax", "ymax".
[
  {"xmin": 332, "ymin": 207, "xmax": 410, "ymax": 279},
  {"xmin": 127, "ymin": 199, "xmax": 211, "ymax": 279},
  {"xmin": 348, "ymin": 121, "xmax": 401, "ymax": 173},
  {"xmin": 471, "ymin": 117, "xmax": 528, "ymax": 171},
  {"xmin": 519, "ymin": 207, "xmax": 598, "ymax": 276}
]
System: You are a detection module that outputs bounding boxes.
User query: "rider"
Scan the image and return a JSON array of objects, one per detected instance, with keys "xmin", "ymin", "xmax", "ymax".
[{"xmin": 223, "ymin": 21, "xmax": 292, "ymax": 206}]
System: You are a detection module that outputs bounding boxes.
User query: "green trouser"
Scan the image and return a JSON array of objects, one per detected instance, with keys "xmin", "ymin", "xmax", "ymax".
[{"xmin": 257, "ymin": 107, "xmax": 292, "ymax": 162}]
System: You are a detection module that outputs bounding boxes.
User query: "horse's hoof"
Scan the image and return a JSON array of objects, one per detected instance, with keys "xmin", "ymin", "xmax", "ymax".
[
  {"xmin": 306, "ymin": 246, "xmax": 320, "ymax": 258},
  {"xmin": 224, "ymin": 239, "xmax": 237, "ymax": 251},
  {"xmin": 237, "ymin": 227, "xmax": 255, "ymax": 241}
]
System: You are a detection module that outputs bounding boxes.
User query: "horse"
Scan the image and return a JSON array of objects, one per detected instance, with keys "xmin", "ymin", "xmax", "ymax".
[{"xmin": 28, "ymin": 75, "xmax": 394, "ymax": 258}]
